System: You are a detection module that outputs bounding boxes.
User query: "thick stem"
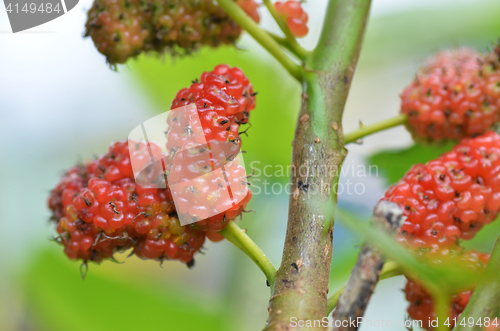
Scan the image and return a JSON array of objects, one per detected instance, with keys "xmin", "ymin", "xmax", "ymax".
[
  {"xmin": 331, "ymin": 201, "xmax": 404, "ymax": 331},
  {"xmin": 220, "ymin": 221, "xmax": 277, "ymax": 287},
  {"xmin": 453, "ymin": 236, "xmax": 500, "ymax": 331},
  {"xmin": 343, "ymin": 114, "xmax": 408, "ymax": 144},
  {"xmin": 216, "ymin": 0, "xmax": 303, "ymax": 81},
  {"xmin": 263, "ymin": 1, "xmax": 372, "ymax": 330}
]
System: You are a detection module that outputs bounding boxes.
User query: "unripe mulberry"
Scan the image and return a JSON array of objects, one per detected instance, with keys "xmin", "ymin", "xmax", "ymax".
[
  {"xmin": 85, "ymin": 0, "xmax": 260, "ymax": 65},
  {"xmin": 405, "ymin": 249, "xmax": 489, "ymax": 330},
  {"xmin": 382, "ymin": 131, "xmax": 500, "ymax": 250},
  {"xmin": 85, "ymin": 0, "xmax": 154, "ymax": 65},
  {"xmin": 401, "ymin": 47, "xmax": 500, "ymax": 143},
  {"xmin": 274, "ymin": 1, "xmax": 308, "ymax": 38}
]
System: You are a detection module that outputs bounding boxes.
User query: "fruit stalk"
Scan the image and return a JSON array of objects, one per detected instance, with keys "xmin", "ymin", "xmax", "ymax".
[
  {"xmin": 216, "ymin": 0, "xmax": 303, "ymax": 81},
  {"xmin": 343, "ymin": 114, "xmax": 408, "ymax": 144},
  {"xmin": 331, "ymin": 201, "xmax": 404, "ymax": 330},
  {"xmin": 220, "ymin": 221, "xmax": 277, "ymax": 286},
  {"xmin": 263, "ymin": 1, "xmax": 372, "ymax": 330},
  {"xmin": 453, "ymin": 235, "xmax": 500, "ymax": 331}
]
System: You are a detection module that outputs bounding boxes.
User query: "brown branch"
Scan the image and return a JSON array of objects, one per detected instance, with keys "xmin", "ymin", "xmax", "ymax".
[
  {"xmin": 263, "ymin": 1, "xmax": 372, "ymax": 330},
  {"xmin": 331, "ymin": 201, "xmax": 404, "ymax": 331}
]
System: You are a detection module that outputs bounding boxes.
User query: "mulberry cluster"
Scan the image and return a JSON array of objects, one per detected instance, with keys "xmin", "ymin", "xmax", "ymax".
[
  {"xmin": 48, "ymin": 65, "xmax": 255, "ymax": 265},
  {"xmin": 274, "ymin": 1, "xmax": 308, "ymax": 38},
  {"xmin": 401, "ymin": 47, "xmax": 500, "ymax": 143},
  {"xmin": 404, "ymin": 250, "xmax": 489, "ymax": 330},
  {"xmin": 382, "ymin": 131, "xmax": 500, "ymax": 251},
  {"xmin": 85, "ymin": 0, "xmax": 260, "ymax": 65}
]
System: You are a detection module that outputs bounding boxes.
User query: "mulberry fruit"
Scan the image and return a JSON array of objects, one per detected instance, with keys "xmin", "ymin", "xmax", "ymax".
[
  {"xmin": 170, "ymin": 64, "xmax": 256, "ymax": 144},
  {"xmin": 85, "ymin": 0, "xmax": 154, "ymax": 65},
  {"xmin": 382, "ymin": 131, "xmax": 500, "ymax": 250},
  {"xmin": 49, "ymin": 64, "xmax": 256, "ymax": 265},
  {"xmin": 85, "ymin": 0, "xmax": 260, "ymax": 65},
  {"xmin": 274, "ymin": 1, "xmax": 308, "ymax": 38},
  {"xmin": 165, "ymin": 64, "xmax": 255, "ymax": 228},
  {"xmin": 401, "ymin": 47, "xmax": 500, "ymax": 143}
]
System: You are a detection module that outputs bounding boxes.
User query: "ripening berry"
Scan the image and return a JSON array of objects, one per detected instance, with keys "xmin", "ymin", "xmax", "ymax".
[
  {"xmin": 85, "ymin": 0, "xmax": 260, "ymax": 65},
  {"xmin": 274, "ymin": 1, "xmax": 309, "ymax": 38},
  {"xmin": 401, "ymin": 47, "xmax": 500, "ymax": 143},
  {"xmin": 171, "ymin": 64, "xmax": 256, "ymax": 144},
  {"xmin": 48, "ymin": 140, "xmax": 246, "ymax": 265},
  {"xmin": 405, "ymin": 249, "xmax": 489, "ymax": 330},
  {"xmin": 382, "ymin": 131, "xmax": 500, "ymax": 250},
  {"xmin": 48, "ymin": 65, "xmax": 257, "ymax": 265},
  {"xmin": 167, "ymin": 64, "xmax": 255, "ymax": 229}
]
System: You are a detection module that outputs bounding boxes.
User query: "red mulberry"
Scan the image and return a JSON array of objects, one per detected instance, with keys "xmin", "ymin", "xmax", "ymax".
[
  {"xmin": 274, "ymin": 1, "xmax": 308, "ymax": 38},
  {"xmin": 401, "ymin": 47, "xmax": 500, "ymax": 143},
  {"xmin": 382, "ymin": 131, "xmax": 500, "ymax": 250},
  {"xmin": 49, "ymin": 141, "xmax": 204, "ymax": 265}
]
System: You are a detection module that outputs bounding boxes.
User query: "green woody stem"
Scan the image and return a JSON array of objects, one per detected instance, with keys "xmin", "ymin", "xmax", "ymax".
[{"xmin": 264, "ymin": 1, "xmax": 372, "ymax": 330}]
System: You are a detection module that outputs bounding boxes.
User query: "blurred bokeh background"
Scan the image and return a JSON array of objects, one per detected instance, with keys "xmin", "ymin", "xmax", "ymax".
[{"xmin": 1, "ymin": 0, "xmax": 500, "ymax": 330}]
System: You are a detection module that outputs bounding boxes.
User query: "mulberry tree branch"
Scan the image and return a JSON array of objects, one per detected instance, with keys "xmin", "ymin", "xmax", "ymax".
[
  {"xmin": 331, "ymin": 201, "xmax": 404, "ymax": 331},
  {"xmin": 263, "ymin": 1, "xmax": 372, "ymax": 330},
  {"xmin": 326, "ymin": 261, "xmax": 403, "ymax": 316}
]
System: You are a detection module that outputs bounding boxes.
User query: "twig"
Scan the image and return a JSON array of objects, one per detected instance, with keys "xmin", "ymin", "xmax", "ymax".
[
  {"xmin": 331, "ymin": 201, "xmax": 404, "ymax": 330},
  {"xmin": 266, "ymin": 30, "xmax": 309, "ymax": 61},
  {"xmin": 216, "ymin": 0, "xmax": 303, "ymax": 81},
  {"xmin": 220, "ymin": 221, "xmax": 277, "ymax": 287},
  {"xmin": 343, "ymin": 114, "xmax": 408, "ymax": 144},
  {"xmin": 326, "ymin": 260, "xmax": 403, "ymax": 316}
]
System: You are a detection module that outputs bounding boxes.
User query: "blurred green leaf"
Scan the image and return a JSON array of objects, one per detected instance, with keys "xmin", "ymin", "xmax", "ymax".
[
  {"xmin": 368, "ymin": 142, "xmax": 455, "ymax": 185},
  {"xmin": 463, "ymin": 218, "xmax": 500, "ymax": 253},
  {"xmin": 363, "ymin": 0, "xmax": 500, "ymax": 68},
  {"xmin": 20, "ymin": 248, "xmax": 230, "ymax": 331}
]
